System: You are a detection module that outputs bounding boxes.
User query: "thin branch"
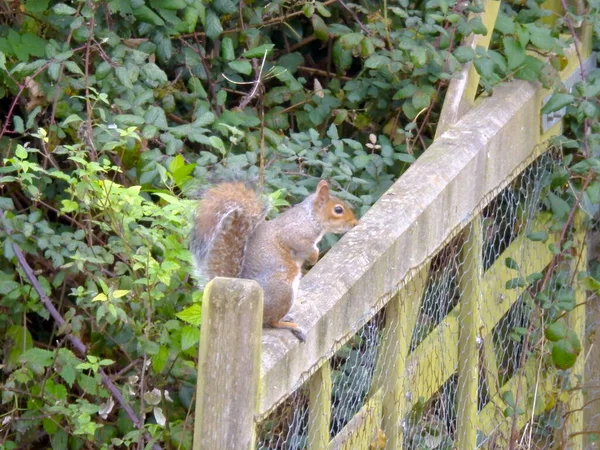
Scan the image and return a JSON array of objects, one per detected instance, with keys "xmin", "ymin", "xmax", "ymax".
[
  {"xmin": 238, "ymin": 50, "xmax": 268, "ymax": 110},
  {"xmin": 336, "ymin": 0, "xmax": 369, "ymax": 34},
  {"xmin": 0, "ymin": 208, "xmax": 161, "ymax": 450},
  {"xmin": 175, "ymin": 0, "xmax": 338, "ymax": 40}
]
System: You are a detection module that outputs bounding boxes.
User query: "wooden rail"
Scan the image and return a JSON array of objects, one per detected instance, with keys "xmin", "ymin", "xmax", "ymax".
[{"xmin": 192, "ymin": 2, "xmax": 594, "ymax": 448}]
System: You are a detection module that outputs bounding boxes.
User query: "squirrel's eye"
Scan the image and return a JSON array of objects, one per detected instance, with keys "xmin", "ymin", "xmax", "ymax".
[{"xmin": 334, "ymin": 205, "xmax": 344, "ymax": 214}]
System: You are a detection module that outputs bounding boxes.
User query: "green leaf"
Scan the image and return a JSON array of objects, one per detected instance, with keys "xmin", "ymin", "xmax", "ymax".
[
  {"xmin": 152, "ymin": 346, "xmax": 169, "ymax": 373},
  {"xmin": 545, "ymin": 321, "xmax": 567, "ymax": 342},
  {"xmin": 212, "ymin": 0, "xmax": 237, "ymax": 14},
  {"xmin": 340, "ymin": 33, "xmax": 364, "ymax": 49},
  {"xmin": 242, "ymin": 44, "xmax": 275, "ymax": 59},
  {"xmin": 15, "ymin": 144, "xmax": 28, "ymax": 159},
  {"xmin": 503, "ymin": 37, "xmax": 526, "ymax": 71},
  {"xmin": 133, "ymin": 5, "xmax": 165, "ymax": 26},
  {"xmin": 412, "ymin": 89, "xmax": 431, "ymax": 110},
  {"xmin": 586, "ymin": 181, "xmax": 600, "ymax": 205},
  {"xmin": 228, "ymin": 60, "xmax": 252, "ymax": 75},
  {"xmin": 205, "ymin": 9, "xmax": 223, "ymax": 39},
  {"xmin": 514, "ymin": 55, "xmax": 543, "ymax": 81},
  {"xmin": 494, "ymin": 12, "xmax": 515, "ymax": 34},
  {"xmin": 502, "ymin": 390, "xmax": 515, "ymax": 407},
  {"xmin": 526, "ymin": 24, "xmax": 557, "ymax": 51},
  {"xmin": 316, "ymin": 2, "xmax": 331, "ymax": 17},
  {"xmin": 25, "ymin": 0, "xmax": 50, "ymax": 13},
  {"xmin": 393, "ymin": 84, "xmax": 417, "ymax": 100},
  {"xmin": 176, "ymin": 303, "xmax": 202, "ymax": 326},
  {"xmin": 454, "ymin": 46, "xmax": 475, "ymax": 63},
  {"xmin": 0, "ymin": 51, "xmax": 6, "ymax": 71},
  {"xmin": 312, "ymin": 14, "xmax": 329, "ymax": 41},
  {"xmin": 504, "ymin": 257, "xmax": 519, "ymax": 270},
  {"xmin": 333, "ymin": 40, "xmax": 352, "ymax": 73},
  {"xmin": 505, "ymin": 277, "xmax": 526, "ymax": 289},
  {"xmin": 547, "ymin": 192, "xmax": 570, "ymax": 219},
  {"xmin": 541, "ymin": 93, "xmax": 575, "ymax": 114},
  {"xmin": 365, "ymin": 55, "xmax": 391, "ymax": 69},
  {"xmin": 527, "ymin": 231, "xmax": 548, "ymax": 242},
  {"xmin": 180, "ymin": 325, "xmax": 199, "ymax": 351},
  {"xmin": 53, "ymin": 3, "xmax": 77, "ymax": 14},
  {"xmin": 221, "ymin": 37, "xmax": 235, "ymax": 61},
  {"xmin": 552, "ymin": 338, "xmax": 578, "ymax": 369}
]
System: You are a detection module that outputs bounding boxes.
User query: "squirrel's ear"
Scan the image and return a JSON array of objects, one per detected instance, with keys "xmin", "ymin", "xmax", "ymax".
[{"xmin": 315, "ymin": 180, "xmax": 330, "ymax": 201}]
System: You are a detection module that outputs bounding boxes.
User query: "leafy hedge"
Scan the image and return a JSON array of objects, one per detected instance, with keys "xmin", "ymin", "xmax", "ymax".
[{"xmin": 0, "ymin": 0, "xmax": 598, "ymax": 448}]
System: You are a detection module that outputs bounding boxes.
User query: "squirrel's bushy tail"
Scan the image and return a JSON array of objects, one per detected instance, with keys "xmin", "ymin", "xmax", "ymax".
[{"xmin": 191, "ymin": 182, "xmax": 267, "ymax": 280}]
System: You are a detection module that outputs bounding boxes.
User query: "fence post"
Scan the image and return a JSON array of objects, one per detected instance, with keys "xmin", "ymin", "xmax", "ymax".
[
  {"xmin": 567, "ymin": 212, "xmax": 587, "ymax": 449},
  {"xmin": 192, "ymin": 277, "xmax": 263, "ymax": 450},
  {"xmin": 456, "ymin": 218, "xmax": 482, "ymax": 450},
  {"xmin": 369, "ymin": 266, "xmax": 427, "ymax": 450},
  {"xmin": 307, "ymin": 363, "xmax": 332, "ymax": 450}
]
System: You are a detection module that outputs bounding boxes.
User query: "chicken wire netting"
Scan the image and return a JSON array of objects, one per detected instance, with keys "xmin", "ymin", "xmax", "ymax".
[{"xmin": 257, "ymin": 151, "xmax": 596, "ymax": 450}]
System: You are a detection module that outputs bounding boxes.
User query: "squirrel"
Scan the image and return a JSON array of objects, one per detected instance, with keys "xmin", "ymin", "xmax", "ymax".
[{"xmin": 190, "ymin": 180, "xmax": 358, "ymax": 342}]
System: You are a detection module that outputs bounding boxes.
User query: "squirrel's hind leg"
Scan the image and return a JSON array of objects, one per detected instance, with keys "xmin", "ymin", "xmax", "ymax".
[{"xmin": 268, "ymin": 321, "xmax": 306, "ymax": 343}]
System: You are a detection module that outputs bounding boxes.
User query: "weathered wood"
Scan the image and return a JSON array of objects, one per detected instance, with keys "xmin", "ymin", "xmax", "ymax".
[
  {"xmin": 329, "ymin": 389, "xmax": 383, "ymax": 450},
  {"xmin": 479, "ymin": 214, "xmax": 556, "ymax": 339},
  {"xmin": 369, "ymin": 267, "xmax": 427, "ymax": 450},
  {"xmin": 258, "ymin": 44, "xmax": 586, "ymax": 418},
  {"xmin": 566, "ymin": 213, "xmax": 586, "ymax": 449},
  {"xmin": 308, "ymin": 363, "xmax": 333, "ymax": 450},
  {"xmin": 193, "ymin": 277, "xmax": 263, "ymax": 450},
  {"xmin": 479, "ymin": 358, "xmax": 539, "ymax": 446},
  {"xmin": 435, "ymin": 0, "xmax": 501, "ymax": 137},
  {"xmin": 456, "ymin": 219, "xmax": 482, "ymax": 450}
]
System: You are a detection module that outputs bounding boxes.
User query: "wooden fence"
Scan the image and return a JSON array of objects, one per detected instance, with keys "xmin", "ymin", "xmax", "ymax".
[{"xmin": 192, "ymin": 3, "xmax": 596, "ymax": 449}]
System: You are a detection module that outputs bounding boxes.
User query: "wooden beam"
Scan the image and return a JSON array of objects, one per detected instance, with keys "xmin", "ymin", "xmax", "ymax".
[{"xmin": 193, "ymin": 278, "xmax": 263, "ymax": 450}]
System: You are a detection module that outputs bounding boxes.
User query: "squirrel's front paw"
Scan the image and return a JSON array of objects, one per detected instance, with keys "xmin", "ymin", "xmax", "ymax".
[
  {"xmin": 290, "ymin": 327, "xmax": 306, "ymax": 343},
  {"xmin": 269, "ymin": 320, "xmax": 307, "ymax": 343}
]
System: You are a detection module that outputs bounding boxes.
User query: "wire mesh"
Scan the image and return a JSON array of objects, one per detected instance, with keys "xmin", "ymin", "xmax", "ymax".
[{"xmin": 255, "ymin": 151, "xmax": 593, "ymax": 449}]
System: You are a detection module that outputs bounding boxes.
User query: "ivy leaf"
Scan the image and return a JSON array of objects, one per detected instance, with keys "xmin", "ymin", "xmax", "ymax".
[
  {"xmin": 212, "ymin": 0, "xmax": 237, "ymax": 14},
  {"xmin": 552, "ymin": 339, "xmax": 578, "ymax": 369},
  {"xmin": 541, "ymin": 93, "xmax": 574, "ymax": 114},
  {"xmin": 526, "ymin": 23, "xmax": 557, "ymax": 51},
  {"xmin": 221, "ymin": 37, "xmax": 235, "ymax": 61},
  {"xmin": 454, "ymin": 46, "xmax": 475, "ymax": 63},
  {"xmin": 312, "ymin": 14, "xmax": 329, "ymax": 41},
  {"xmin": 514, "ymin": 56, "xmax": 543, "ymax": 82},
  {"xmin": 412, "ymin": 88, "xmax": 431, "ymax": 110},
  {"xmin": 365, "ymin": 55, "xmax": 391, "ymax": 69},
  {"xmin": 494, "ymin": 12, "xmax": 515, "ymax": 34},
  {"xmin": 547, "ymin": 192, "xmax": 570, "ymax": 219},
  {"xmin": 332, "ymin": 40, "xmax": 352, "ymax": 73},
  {"xmin": 526, "ymin": 231, "xmax": 548, "ymax": 242},
  {"xmin": 228, "ymin": 60, "xmax": 252, "ymax": 75},
  {"xmin": 176, "ymin": 303, "xmax": 202, "ymax": 326},
  {"xmin": 180, "ymin": 325, "xmax": 199, "ymax": 351},
  {"xmin": 242, "ymin": 44, "xmax": 275, "ymax": 59},
  {"xmin": 340, "ymin": 33, "xmax": 364, "ymax": 49},
  {"xmin": 505, "ymin": 257, "xmax": 519, "ymax": 270},
  {"xmin": 133, "ymin": 5, "xmax": 165, "ymax": 26},
  {"xmin": 53, "ymin": 3, "xmax": 77, "ymax": 14},
  {"xmin": 503, "ymin": 36, "xmax": 526, "ymax": 71},
  {"xmin": 152, "ymin": 346, "xmax": 169, "ymax": 373},
  {"xmin": 205, "ymin": 9, "xmax": 223, "ymax": 40}
]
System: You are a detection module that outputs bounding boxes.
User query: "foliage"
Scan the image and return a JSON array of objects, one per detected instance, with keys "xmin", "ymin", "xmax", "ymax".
[{"xmin": 0, "ymin": 0, "xmax": 598, "ymax": 448}]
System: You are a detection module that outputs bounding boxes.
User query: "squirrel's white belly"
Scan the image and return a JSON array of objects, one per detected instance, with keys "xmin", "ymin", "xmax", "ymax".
[{"xmin": 291, "ymin": 266, "xmax": 301, "ymax": 301}]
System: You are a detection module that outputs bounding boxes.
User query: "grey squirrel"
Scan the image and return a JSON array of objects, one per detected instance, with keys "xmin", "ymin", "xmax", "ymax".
[{"xmin": 191, "ymin": 181, "xmax": 358, "ymax": 342}]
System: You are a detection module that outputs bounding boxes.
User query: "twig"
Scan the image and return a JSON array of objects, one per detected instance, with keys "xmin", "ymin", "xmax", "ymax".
[
  {"xmin": 296, "ymin": 66, "xmax": 353, "ymax": 81},
  {"xmin": 175, "ymin": 0, "xmax": 338, "ymax": 40},
  {"xmin": 237, "ymin": 50, "xmax": 268, "ymax": 110},
  {"xmin": 0, "ymin": 208, "xmax": 162, "ymax": 450},
  {"xmin": 336, "ymin": 0, "xmax": 369, "ymax": 34}
]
